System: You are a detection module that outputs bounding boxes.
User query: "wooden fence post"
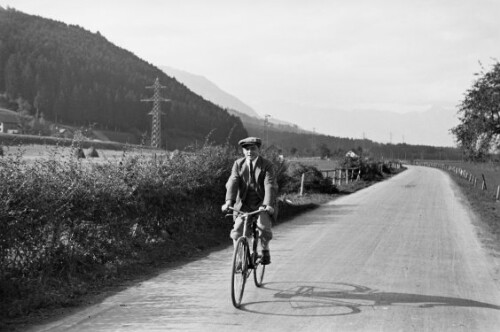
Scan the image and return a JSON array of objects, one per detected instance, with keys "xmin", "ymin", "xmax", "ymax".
[
  {"xmin": 300, "ymin": 173, "xmax": 305, "ymax": 196},
  {"xmin": 481, "ymin": 174, "xmax": 487, "ymax": 191}
]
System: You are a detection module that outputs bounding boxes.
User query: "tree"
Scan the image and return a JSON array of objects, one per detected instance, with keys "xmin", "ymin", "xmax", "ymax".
[
  {"xmin": 318, "ymin": 143, "xmax": 331, "ymax": 159},
  {"xmin": 451, "ymin": 62, "xmax": 500, "ymax": 160}
]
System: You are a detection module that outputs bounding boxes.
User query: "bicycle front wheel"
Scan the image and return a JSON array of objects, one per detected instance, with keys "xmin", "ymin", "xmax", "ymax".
[{"xmin": 231, "ymin": 237, "xmax": 248, "ymax": 308}]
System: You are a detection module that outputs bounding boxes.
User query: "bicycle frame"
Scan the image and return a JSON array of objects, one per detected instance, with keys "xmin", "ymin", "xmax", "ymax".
[
  {"xmin": 228, "ymin": 207, "xmax": 266, "ymax": 308},
  {"xmin": 231, "ymin": 207, "xmax": 260, "ymax": 237}
]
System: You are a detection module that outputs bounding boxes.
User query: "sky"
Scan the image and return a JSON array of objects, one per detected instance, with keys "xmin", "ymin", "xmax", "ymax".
[{"xmin": 2, "ymin": 0, "xmax": 500, "ymax": 146}]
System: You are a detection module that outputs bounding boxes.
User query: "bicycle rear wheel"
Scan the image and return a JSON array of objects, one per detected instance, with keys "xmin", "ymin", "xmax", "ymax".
[
  {"xmin": 253, "ymin": 254, "xmax": 265, "ymax": 287},
  {"xmin": 231, "ymin": 237, "xmax": 248, "ymax": 308},
  {"xmin": 252, "ymin": 234, "xmax": 265, "ymax": 287}
]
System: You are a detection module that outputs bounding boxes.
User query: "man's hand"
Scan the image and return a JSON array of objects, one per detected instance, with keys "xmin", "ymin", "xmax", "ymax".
[
  {"xmin": 259, "ymin": 205, "xmax": 274, "ymax": 215},
  {"xmin": 221, "ymin": 202, "xmax": 233, "ymax": 213}
]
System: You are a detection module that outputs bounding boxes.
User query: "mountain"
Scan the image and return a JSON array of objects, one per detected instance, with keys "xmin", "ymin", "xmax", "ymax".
[
  {"xmin": 0, "ymin": 8, "xmax": 247, "ymax": 149},
  {"xmin": 332, "ymin": 107, "xmax": 458, "ymax": 147},
  {"xmin": 158, "ymin": 66, "xmax": 460, "ymax": 157},
  {"xmin": 161, "ymin": 66, "xmax": 260, "ymax": 118},
  {"xmin": 160, "ymin": 66, "xmax": 308, "ymax": 135},
  {"xmin": 334, "ymin": 106, "xmax": 459, "ymax": 147},
  {"xmin": 259, "ymin": 99, "xmax": 459, "ymax": 147}
]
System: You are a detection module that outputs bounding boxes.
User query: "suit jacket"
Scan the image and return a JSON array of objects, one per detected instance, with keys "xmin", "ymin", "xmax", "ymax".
[{"xmin": 225, "ymin": 156, "xmax": 277, "ymax": 211}]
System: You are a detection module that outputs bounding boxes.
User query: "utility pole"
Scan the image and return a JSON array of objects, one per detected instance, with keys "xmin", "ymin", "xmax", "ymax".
[
  {"xmin": 141, "ymin": 77, "xmax": 170, "ymax": 148},
  {"xmin": 264, "ymin": 114, "xmax": 271, "ymax": 147},
  {"xmin": 311, "ymin": 127, "xmax": 316, "ymax": 156}
]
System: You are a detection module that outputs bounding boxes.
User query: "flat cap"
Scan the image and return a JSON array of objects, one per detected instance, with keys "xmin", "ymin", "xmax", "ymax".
[{"xmin": 238, "ymin": 136, "xmax": 262, "ymax": 148}]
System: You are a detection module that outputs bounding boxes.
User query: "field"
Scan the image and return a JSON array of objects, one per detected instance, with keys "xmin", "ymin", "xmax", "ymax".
[
  {"xmin": 416, "ymin": 160, "xmax": 500, "ymax": 242},
  {"xmin": 436, "ymin": 160, "xmax": 500, "ymax": 199},
  {"xmin": 1, "ymin": 143, "xmax": 166, "ymax": 163}
]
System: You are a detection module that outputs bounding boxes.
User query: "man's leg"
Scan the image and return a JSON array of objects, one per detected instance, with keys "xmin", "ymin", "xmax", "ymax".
[
  {"xmin": 230, "ymin": 214, "xmax": 251, "ymax": 246},
  {"xmin": 257, "ymin": 211, "xmax": 273, "ymax": 264}
]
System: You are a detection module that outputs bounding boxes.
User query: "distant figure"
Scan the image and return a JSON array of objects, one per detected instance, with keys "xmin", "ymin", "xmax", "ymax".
[{"xmin": 221, "ymin": 137, "xmax": 277, "ymax": 265}]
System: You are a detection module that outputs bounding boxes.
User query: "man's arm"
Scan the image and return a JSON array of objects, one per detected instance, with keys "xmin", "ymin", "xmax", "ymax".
[
  {"xmin": 225, "ymin": 160, "xmax": 240, "ymax": 204},
  {"xmin": 262, "ymin": 161, "xmax": 277, "ymax": 207}
]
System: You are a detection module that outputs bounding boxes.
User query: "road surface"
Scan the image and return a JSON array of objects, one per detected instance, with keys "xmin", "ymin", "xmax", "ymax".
[{"xmin": 28, "ymin": 165, "xmax": 500, "ymax": 331}]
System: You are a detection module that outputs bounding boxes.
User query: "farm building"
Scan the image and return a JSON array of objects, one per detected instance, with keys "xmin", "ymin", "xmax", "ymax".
[{"xmin": 0, "ymin": 107, "xmax": 21, "ymax": 134}]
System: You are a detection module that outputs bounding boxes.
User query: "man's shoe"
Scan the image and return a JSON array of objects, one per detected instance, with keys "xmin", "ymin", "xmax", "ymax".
[{"xmin": 261, "ymin": 250, "xmax": 271, "ymax": 265}]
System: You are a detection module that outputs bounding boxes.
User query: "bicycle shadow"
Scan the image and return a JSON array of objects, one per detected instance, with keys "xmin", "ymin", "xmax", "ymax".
[{"xmin": 239, "ymin": 281, "xmax": 500, "ymax": 316}]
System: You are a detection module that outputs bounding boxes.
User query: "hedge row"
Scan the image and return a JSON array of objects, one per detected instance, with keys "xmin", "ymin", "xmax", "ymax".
[
  {"xmin": 0, "ymin": 145, "xmax": 239, "ymax": 316},
  {"xmin": 1, "ymin": 144, "xmax": 298, "ymax": 318}
]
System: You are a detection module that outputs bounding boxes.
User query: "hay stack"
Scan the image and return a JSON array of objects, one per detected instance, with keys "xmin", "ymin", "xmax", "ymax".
[
  {"xmin": 75, "ymin": 147, "xmax": 86, "ymax": 159},
  {"xmin": 87, "ymin": 146, "xmax": 99, "ymax": 158}
]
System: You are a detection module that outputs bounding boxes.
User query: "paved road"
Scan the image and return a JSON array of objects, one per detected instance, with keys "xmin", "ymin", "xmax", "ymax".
[{"xmin": 29, "ymin": 165, "xmax": 500, "ymax": 331}]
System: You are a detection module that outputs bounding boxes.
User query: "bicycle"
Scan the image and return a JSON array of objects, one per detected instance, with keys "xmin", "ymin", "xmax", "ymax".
[{"xmin": 226, "ymin": 207, "xmax": 266, "ymax": 308}]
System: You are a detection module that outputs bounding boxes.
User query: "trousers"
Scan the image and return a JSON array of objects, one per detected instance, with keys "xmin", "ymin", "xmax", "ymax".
[{"xmin": 230, "ymin": 210, "xmax": 273, "ymax": 249}]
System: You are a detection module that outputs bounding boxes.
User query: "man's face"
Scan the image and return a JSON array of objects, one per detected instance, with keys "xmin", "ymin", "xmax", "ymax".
[{"xmin": 242, "ymin": 145, "xmax": 260, "ymax": 161}]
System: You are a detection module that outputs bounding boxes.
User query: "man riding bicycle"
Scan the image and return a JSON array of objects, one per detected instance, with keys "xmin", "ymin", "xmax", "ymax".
[{"xmin": 222, "ymin": 137, "xmax": 277, "ymax": 265}]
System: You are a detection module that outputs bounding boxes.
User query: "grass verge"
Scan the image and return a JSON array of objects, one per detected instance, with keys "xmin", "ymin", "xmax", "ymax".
[{"xmin": 447, "ymin": 172, "xmax": 500, "ymax": 246}]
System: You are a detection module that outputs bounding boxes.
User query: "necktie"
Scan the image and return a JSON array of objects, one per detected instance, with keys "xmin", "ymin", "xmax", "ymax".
[{"xmin": 249, "ymin": 161, "xmax": 255, "ymax": 185}]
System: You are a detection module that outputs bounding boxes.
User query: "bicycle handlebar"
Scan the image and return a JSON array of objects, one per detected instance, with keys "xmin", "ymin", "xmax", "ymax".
[{"xmin": 227, "ymin": 206, "xmax": 263, "ymax": 217}]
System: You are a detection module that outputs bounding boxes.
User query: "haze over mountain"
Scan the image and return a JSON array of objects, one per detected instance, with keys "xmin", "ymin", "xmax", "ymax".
[
  {"xmin": 161, "ymin": 66, "xmax": 302, "ymax": 130},
  {"xmin": 252, "ymin": 98, "xmax": 458, "ymax": 147},
  {"xmin": 161, "ymin": 66, "xmax": 458, "ymax": 147},
  {"xmin": 161, "ymin": 66, "xmax": 260, "ymax": 118}
]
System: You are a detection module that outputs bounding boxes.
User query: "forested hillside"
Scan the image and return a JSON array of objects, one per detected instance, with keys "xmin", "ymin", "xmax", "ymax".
[{"xmin": 0, "ymin": 7, "xmax": 247, "ymax": 148}]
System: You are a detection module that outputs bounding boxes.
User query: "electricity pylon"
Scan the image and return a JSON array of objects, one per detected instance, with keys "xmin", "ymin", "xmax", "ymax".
[{"xmin": 141, "ymin": 77, "xmax": 170, "ymax": 148}]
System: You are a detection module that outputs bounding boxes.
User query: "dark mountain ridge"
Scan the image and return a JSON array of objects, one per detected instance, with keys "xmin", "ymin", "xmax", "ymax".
[{"xmin": 0, "ymin": 8, "xmax": 247, "ymax": 149}]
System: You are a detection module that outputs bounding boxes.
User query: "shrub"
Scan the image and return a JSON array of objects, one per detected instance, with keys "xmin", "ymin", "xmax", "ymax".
[
  {"xmin": 281, "ymin": 163, "xmax": 337, "ymax": 194},
  {"xmin": 341, "ymin": 155, "xmax": 385, "ymax": 182}
]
